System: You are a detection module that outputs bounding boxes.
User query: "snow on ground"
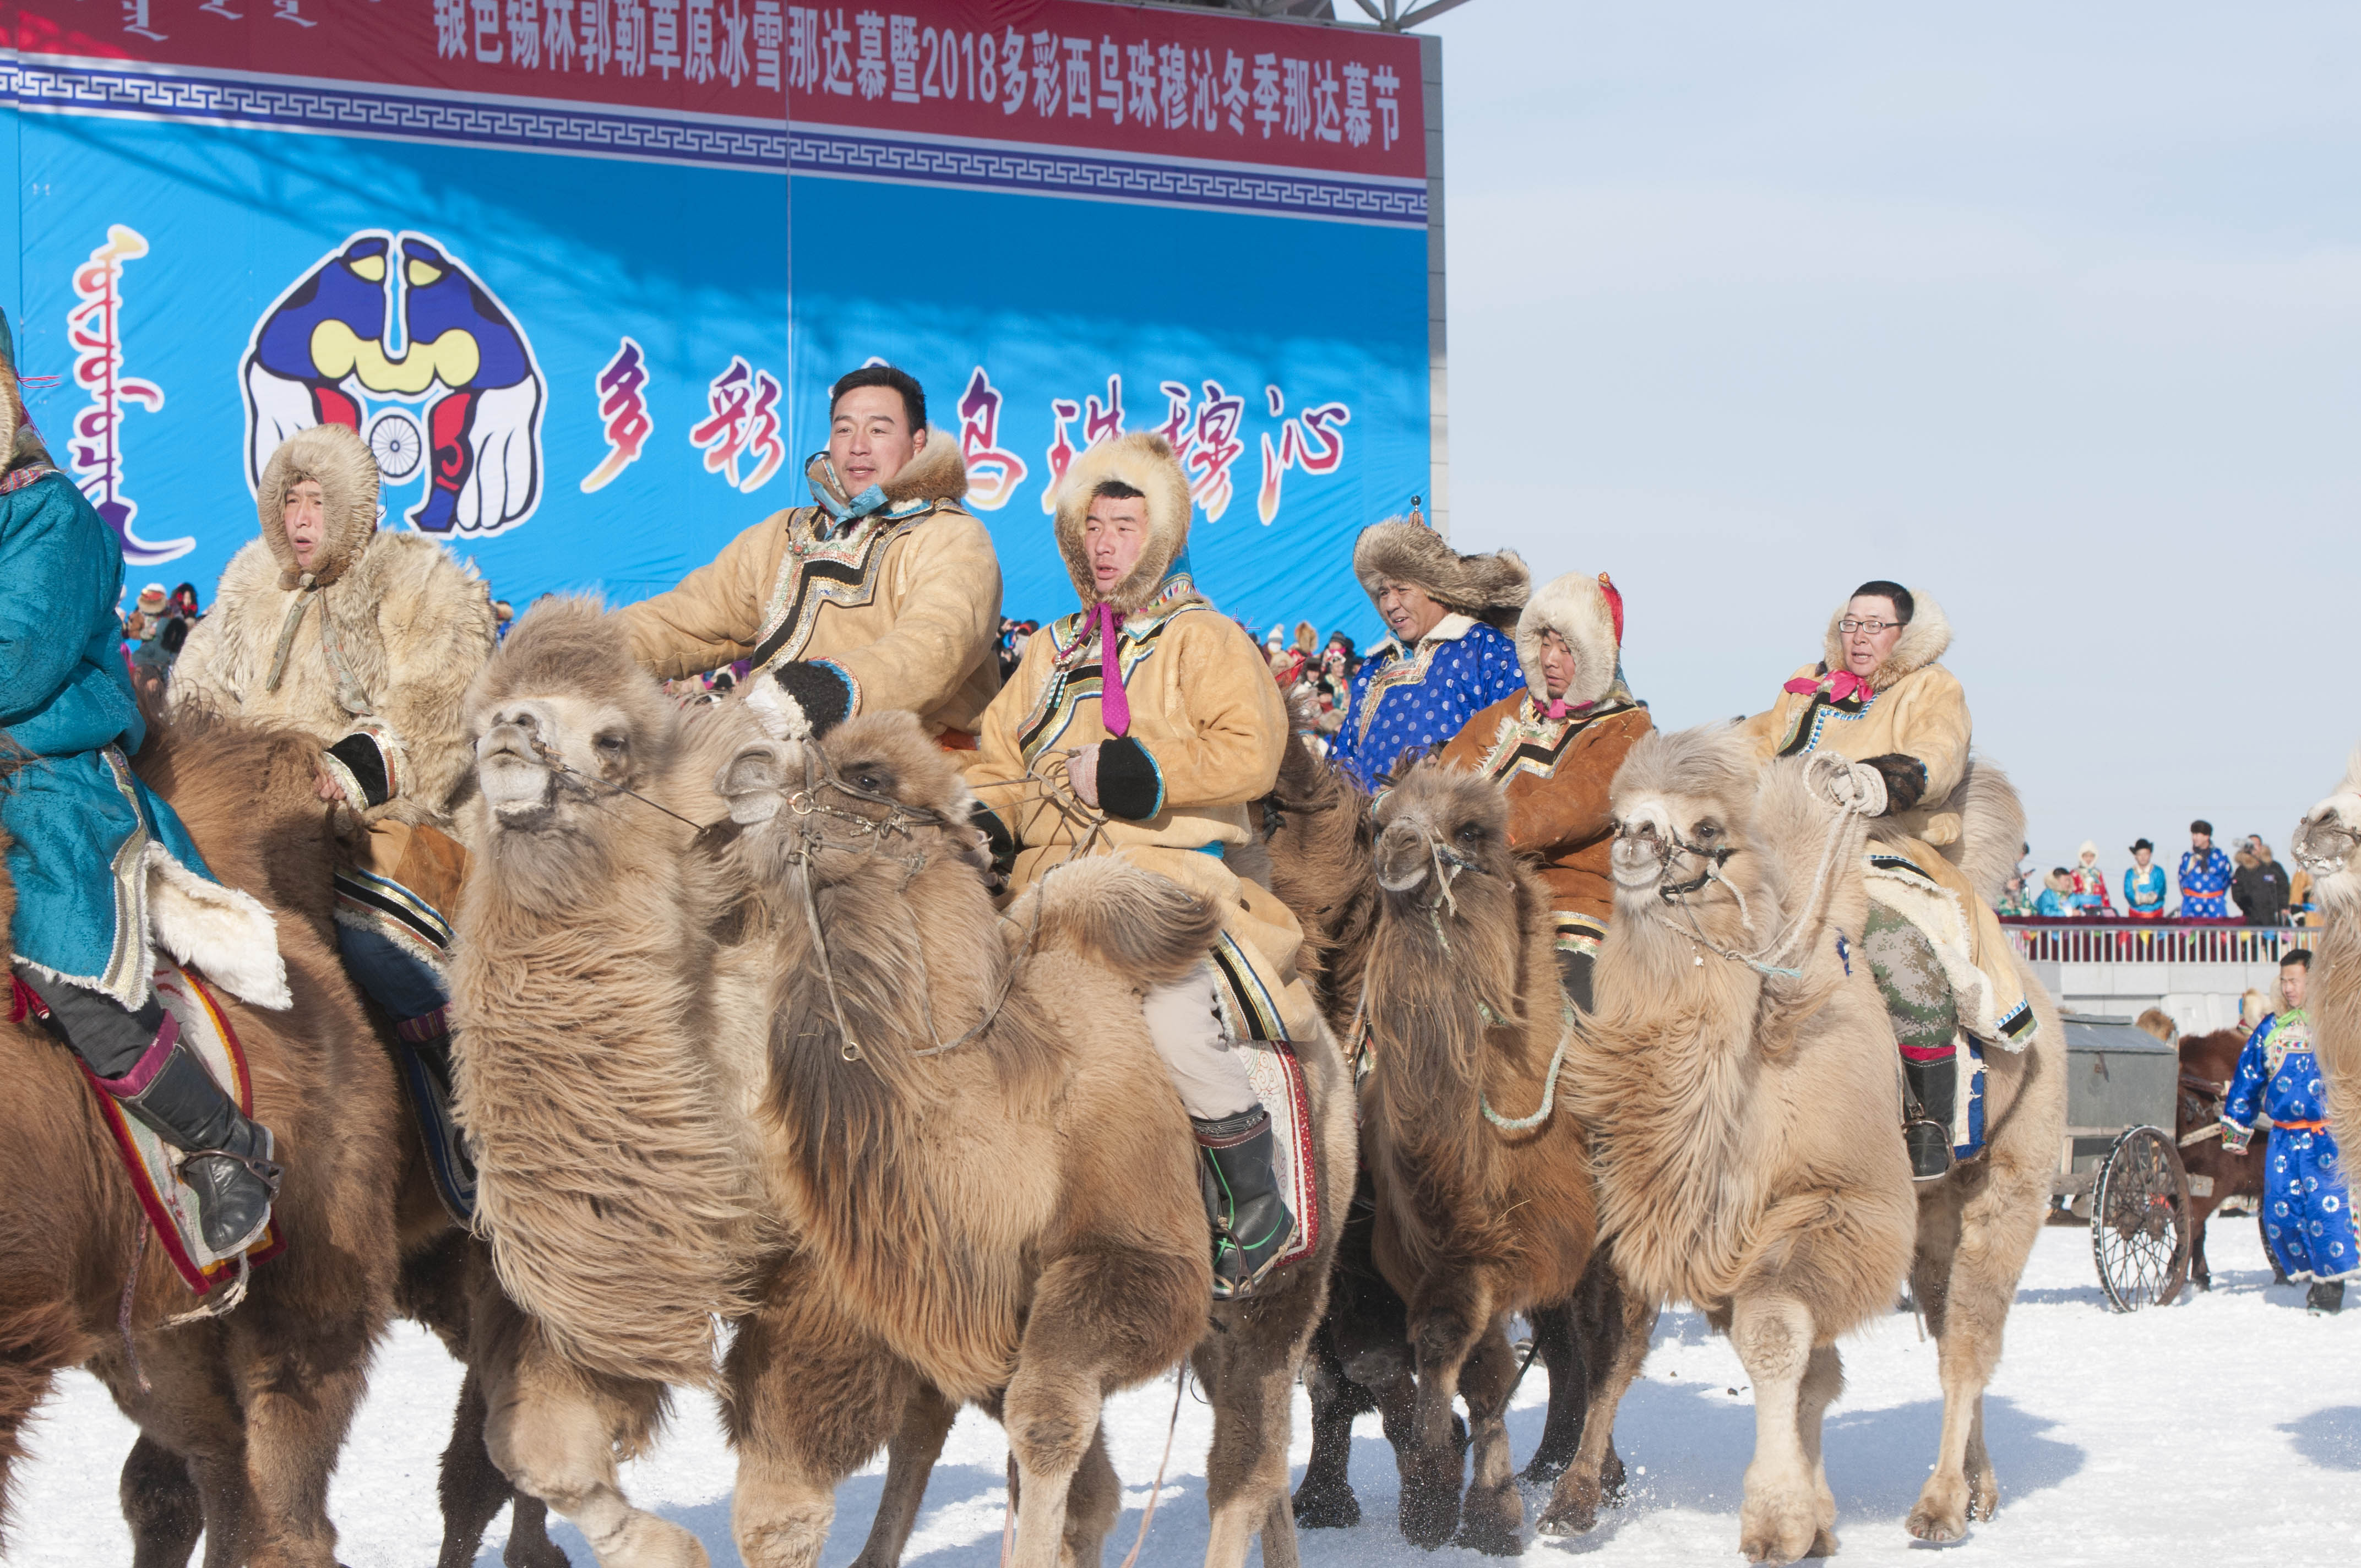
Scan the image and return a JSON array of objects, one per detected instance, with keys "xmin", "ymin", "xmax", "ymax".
[{"xmin": 7, "ymin": 1219, "xmax": 2355, "ymax": 1567}]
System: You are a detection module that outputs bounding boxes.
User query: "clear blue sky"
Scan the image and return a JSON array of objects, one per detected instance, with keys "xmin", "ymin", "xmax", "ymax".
[{"xmin": 1418, "ymin": 1, "xmax": 2361, "ymax": 892}]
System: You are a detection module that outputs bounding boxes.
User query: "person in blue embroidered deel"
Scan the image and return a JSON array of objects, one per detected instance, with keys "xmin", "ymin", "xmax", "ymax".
[
  {"xmin": 2123, "ymin": 838, "xmax": 2169, "ymax": 918},
  {"xmin": 1328, "ymin": 513, "xmax": 1530, "ymax": 789},
  {"xmin": 2179, "ymin": 820, "xmax": 2235, "ymax": 919},
  {"xmin": 2221, "ymin": 949, "xmax": 2355, "ymax": 1312}
]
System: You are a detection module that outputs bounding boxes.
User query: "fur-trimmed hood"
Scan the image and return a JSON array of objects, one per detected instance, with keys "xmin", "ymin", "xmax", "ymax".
[
  {"xmin": 0, "ymin": 307, "xmax": 57, "ymax": 483},
  {"xmin": 258, "ymin": 423, "xmax": 379, "ymax": 589},
  {"xmin": 1516, "ymin": 570, "xmax": 1626, "ymax": 711},
  {"xmin": 1819, "ymin": 588, "xmax": 1951, "ymax": 693},
  {"xmin": 1051, "ymin": 432, "xmax": 1195, "ymax": 614},
  {"xmin": 1352, "ymin": 519, "xmax": 1528, "ymax": 631},
  {"xmin": 804, "ymin": 427, "xmax": 969, "ymax": 513}
]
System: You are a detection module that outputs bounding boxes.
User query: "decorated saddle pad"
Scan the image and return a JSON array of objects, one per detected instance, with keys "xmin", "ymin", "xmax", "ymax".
[
  {"xmin": 1239, "ymin": 1037, "xmax": 1321, "ymax": 1272},
  {"xmin": 70, "ymin": 966, "xmax": 284, "ymax": 1293},
  {"xmin": 1864, "ymin": 850, "xmax": 2037, "ymax": 1050}
]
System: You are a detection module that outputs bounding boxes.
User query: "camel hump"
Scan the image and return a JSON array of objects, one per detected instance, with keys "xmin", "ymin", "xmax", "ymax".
[
  {"xmin": 1022, "ymin": 857, "xmax": 1221, "ymax": 986},
  {"xmin": 1938, "ymin": 756, "xmax": 2027, "ymax": 906}
]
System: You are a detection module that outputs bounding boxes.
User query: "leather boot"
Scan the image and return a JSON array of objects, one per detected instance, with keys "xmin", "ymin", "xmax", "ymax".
[
  {"xmin": 1901, "ymin": 1053, "xmax": 1957, "ymax": 1182},
  {"xmin": 1193, "ymin": 1108, "xmax": 1297, "ymax": 1301},
  {"xmin": 2307, "ymin": 1280, "xmax": 2345, "ymax": 1315},
  {"xmin": 104, "ymin": 1024, "xmax": 282, "ymax": 1257},
  {"xmin": 395, "ymin": 1009, "xmax": 477, "ymax": 1223}
]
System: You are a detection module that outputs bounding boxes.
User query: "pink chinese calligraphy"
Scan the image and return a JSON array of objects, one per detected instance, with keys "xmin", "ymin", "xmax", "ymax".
[
  {"xmin": 690, "ymin": 355, "xmax": 786, "ymax": 492},
  {"xmin": 955, "ymin": 364, "xmax": 1026, "ymax": 510},
  {"xmin": 580, "ymin": 335, "xmax": 653, "ymax": 493},
  {"xmin": 1256, "ymin": 388, "xmax": 1348, "ymax": 526}
]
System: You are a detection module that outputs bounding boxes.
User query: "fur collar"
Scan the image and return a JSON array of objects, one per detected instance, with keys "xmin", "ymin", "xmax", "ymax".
[
  {"xmin": 257, "ymin": 423, "xmax": 379, "ymax": 589},
  {"xmin": 1818, "ymin": 588, "xmax": 1951, "ymax": 693},
  {"xmin": 1352, "ymin": 519, "xmax": 1528, "ymax": 631},
  {"xmin": 1052, "ymin": 432, "xmax": 1194, "ymax": 614},
  {"xmin": 804, "ymin": 428, "xmax": 969, "ymax": 514},
  {"xmin": 0, "ymin": 314, "xmax": 56, "ymax": 484},
  {"xmin": 1516, "ymin": 570, "xmax": 1624, "ymax": 710}
]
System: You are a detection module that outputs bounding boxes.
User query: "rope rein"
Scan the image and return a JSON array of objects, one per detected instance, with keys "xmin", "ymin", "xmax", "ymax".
[{"xmin": 1479, "ymin": 1002, "xmax": 1579, "ymax": 1133}]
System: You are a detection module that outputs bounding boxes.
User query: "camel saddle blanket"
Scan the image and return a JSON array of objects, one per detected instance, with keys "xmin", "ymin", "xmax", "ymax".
[
  {"xmin": 19, "ymin": 965, "xmax": 286, "ymax": 1294},
  {"xmin": 1864, "ymin": 850, "xmax": 2037, "ymax": 1050},
  {"xmin": 1240, "ymin": 1038, "xmax": 1321, "ymax": 1273}
]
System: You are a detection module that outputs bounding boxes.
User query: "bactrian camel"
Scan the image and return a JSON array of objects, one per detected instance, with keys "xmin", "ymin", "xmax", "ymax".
[
  {"xmin": 2293, "ymin": 749, "xmax": 2361, "ymax": 1157},
  {"xmin": 1566, "ymin": 726, "xmax": 2065, "ymax": 1563},
  {"xmin": 1258, "ymin": 730, "xmax": 1633, "ymax": 1542},
  {"xmin": 1336, "ymin": 760, "xmax": 1603, "ymax": 1554},
  {"xmin": 452, "ymin": 599, "xmax": 1352, "ymax": 1568}
]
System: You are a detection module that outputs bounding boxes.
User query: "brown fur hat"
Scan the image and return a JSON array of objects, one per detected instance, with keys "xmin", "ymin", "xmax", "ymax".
[
  {"xmin": 1820, "ymin": 587, "xmax": 1950, "ymax": 693},
  {"xmin": 1516, "ymin": 570, "xmax": 1624, "ymax": 709},
  {"xmin": 1352, "ymin": 519, "xmax": 1528, "ymax": 631},
  {"xmin": 804, "ymin": 426, "xmax": 970, "ymax": 510},
  {"xmin": 258, "ymin": 423, "xmax": 379, "ymax": 589},
  {"xmin": 1052, "ymin": 432, "xmax": 1193, "ymax": 613}
]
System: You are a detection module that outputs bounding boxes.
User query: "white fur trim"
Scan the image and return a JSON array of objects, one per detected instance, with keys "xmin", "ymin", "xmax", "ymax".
[
  {"xmin": 743, "ymin": 674, "xmax": 812, "ymax": 742},
  {"xmin": 1863, "ymin": 861, "xmax": 2025, "ymax": 1053},
  {"xmin": 143, "ymin": 844, "xmax": 291, "ymax": 1010},
  {"xmin": 1515, "ymin": 572, "xmax": 1620, "ymax": 709}
]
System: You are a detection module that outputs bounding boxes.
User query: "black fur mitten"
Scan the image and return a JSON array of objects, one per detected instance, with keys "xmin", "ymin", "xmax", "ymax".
[
  {"xmin": 1861, "ymin": 753, "xmax": 1928, "ymax": 816},
  {"xmin": 748, "ymin": 660, "xmax": 853, "ymax": 739}
]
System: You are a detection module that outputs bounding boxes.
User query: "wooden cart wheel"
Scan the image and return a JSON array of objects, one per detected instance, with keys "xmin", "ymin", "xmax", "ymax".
[{"xmin": 2090, "ymin": 1125, "xmax": 2193, "ymax": 1311}]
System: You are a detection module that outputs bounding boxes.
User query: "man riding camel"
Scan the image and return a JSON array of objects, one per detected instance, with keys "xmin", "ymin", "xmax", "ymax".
[
  {"xmin": 170, "ymin": 421, "xmax": 496, "ymax": 1218},
  {"xmin": 1437, "ymin": 570, "xmax": 1653, "ymax": 1011},
  {"xmin": 622, "ymin": 364, "xmax": 1002, "ymax": 743},
  {"xmin": 964, "ymin": 432, "xmax": 1318, "ymax": 1299},
  {"xmin": 1327, "ymin": 516, "xmax": 1528, "ymax": 789},
  {"xmin": 2, "ymin": 309, "xmax": 285, "ymax": 1257},
  {"xmin": 1743, "ymin": 580, "xmax": 2038, "ymax": 1182}
]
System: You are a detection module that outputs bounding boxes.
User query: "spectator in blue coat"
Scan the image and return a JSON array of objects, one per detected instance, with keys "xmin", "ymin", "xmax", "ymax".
[
  {"xmin": 2123, "ymin": 838, "xmax": 2169, "ymax": 918},
  {"xmin": 2221, "ymin": 950, "xmax": 2354, "ymax": 1312},
  {"xmin": 2033, "ymin": 868, "xmax": 2076, "ymax": 917},
  {"xmin": 1328, "ymin": 515, "xmax": 1530, "ymax": 789},
  {"xmin": 2179, "ymin": 819, "xmax": 2234, "ymax": 918}
]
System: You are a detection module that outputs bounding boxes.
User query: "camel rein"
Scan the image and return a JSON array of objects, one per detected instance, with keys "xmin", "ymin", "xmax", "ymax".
[{"xmin": 1641, "ymin": 766, "xmax": 1878, "ymax": 982}]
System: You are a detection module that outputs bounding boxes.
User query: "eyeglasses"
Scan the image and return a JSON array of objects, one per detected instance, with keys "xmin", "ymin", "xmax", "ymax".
[{"xmin": 1838, "ymin": 618, "xmax": 1902, "ymax": 636}]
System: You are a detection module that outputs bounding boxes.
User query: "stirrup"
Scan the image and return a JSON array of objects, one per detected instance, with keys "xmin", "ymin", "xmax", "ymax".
[
  {"xmin": 1903, "ymin": 1118, "xmax": 1955, "ymax": 1182},
  {"xmin": 1211, "ymin": 1210, "xmax": 1301, "ymax": 1302}
]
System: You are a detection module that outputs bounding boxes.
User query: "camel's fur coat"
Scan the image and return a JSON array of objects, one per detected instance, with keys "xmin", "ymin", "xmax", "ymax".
[
  {"xmin": 1567, "ymin": 725, "xmax": 2064, "ymax": 1562},
  {"xmin": 452, "ymin": 602, "xmax": 1351, "ymax": 1568},
  {"xmin": 2294, "ymin": 748, "xmax": 2361, "ymax": 1155}
]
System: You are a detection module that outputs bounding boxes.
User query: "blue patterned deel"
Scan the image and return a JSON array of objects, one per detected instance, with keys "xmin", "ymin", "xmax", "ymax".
[
  {"xmin": 2222, "ymin": 1011, "xmax": 2357, "ymax": 1284},
  {"xmin": 2178, "ymin": 845, "xmax": 2234, "ymax": 918},
  {"xmin": 1329, "ymin": 618, "xmax": 1526, "ymax": 789}
]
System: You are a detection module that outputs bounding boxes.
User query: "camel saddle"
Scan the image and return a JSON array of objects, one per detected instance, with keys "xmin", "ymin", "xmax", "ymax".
[
  {"xmin": 11, "ymin": 963, "xmax": 286, "ymax": 1294},
  {"xmin": 1239, "ymin": 1038, "xmax": 1321, "ymax": 1273}
]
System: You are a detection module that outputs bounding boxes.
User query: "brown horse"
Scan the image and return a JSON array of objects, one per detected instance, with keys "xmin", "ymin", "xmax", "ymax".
[
  {"xmin": 0, "ymin": 716, "xmax": 404, "ymax": 1568},
  {"xmin": 2174, "ymin": 1027, "xmax": 2271, "ymax": 1292}
]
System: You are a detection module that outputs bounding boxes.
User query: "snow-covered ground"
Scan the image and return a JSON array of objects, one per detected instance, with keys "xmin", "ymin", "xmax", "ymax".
[{"xmin": 6, "ymin": 1219, "xmax": 2354, "ymax": 1567}]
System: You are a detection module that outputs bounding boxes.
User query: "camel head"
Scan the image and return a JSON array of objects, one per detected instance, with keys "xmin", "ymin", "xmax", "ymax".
[
  {"xmin": 465, "ymin": 597, "xmax": 680, "ymax": 838},
  {"xmin": 1372, "ymin": 759, "xmax": 1519, "ymax": 908},
  {"xmin": 1606, "ymin": 724, "xmax": 1771, "ymax": 944},
  {"xmin": 2293, "ymin": 748, "xmax": 2361, "ymax": 910},
  {"xmin": 715, "ymin": 709, "xmax": 986, "ymax": 891}
]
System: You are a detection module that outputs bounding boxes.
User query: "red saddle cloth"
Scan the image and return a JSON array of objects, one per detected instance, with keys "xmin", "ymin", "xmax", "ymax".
[{"xmin": 11, "ymin": 965, "xmax": 285, "ymax": 1294}]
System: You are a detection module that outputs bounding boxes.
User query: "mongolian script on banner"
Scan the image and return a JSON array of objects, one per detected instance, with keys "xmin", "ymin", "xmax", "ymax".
[{"xmin": 64, "ymin": 225, "xmax": 186, "ymax": 566}]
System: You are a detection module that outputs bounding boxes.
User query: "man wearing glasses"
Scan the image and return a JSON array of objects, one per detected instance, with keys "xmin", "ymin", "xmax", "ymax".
[{"xmin": 1745, "ymin": 580, "xmax": 2036, "ymax": 1182}]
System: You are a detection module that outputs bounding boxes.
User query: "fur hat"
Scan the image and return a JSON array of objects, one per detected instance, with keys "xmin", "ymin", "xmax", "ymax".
[
  {"xmin": 2077, "ymin": 840, "xmax": 2100, "ymax": 864},
  {"xmin": 1515, "ymin": 570, "xmax": 1625, "ymax": 711},
  {"xmin": 1052, "ymin": 432, "xmax": 1193, "ymax": 613},
  {"xmin": 135, "ymin": 583, "xmax": 170, "ymax": 615},
  {"xmin": 1352, "ymin": 519, "xmax": 1529, "ymax": 631},
  {"xmin": 1819, "ymin": 587, "xmax": 1950, "ymax": 693},
  {"xmin": 257, "ymin": 422, "xmax": 379, "ymax": 589}
]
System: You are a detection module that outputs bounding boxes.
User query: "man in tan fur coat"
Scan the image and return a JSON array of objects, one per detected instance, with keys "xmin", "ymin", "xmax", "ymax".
[
  {"xmin": 965, "ymin": 432, "xmax": 1314, "ymax": 1298},
  {"xmin": 170, "ymin": 422, "xmax": 494, "ymax": 1217},
  {"xmin": 621, "ymin": 365, "xmax": 1002, "ymax": 743}
]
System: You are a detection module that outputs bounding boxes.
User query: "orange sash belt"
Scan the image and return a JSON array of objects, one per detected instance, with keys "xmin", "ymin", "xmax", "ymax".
[{"xmin": 2272, "ymin": 1118, "xmax": 2329, "ymax": 1132}]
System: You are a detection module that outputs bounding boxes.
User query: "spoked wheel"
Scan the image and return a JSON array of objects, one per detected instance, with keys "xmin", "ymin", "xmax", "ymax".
[{"xmin": 2090, "ymin": 1125, "xmax": 2193, "ymax": 1311}]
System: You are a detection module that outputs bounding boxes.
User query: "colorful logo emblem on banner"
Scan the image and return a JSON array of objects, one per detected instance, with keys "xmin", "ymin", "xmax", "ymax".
[{"xmin": 242, "ymin": 230, "xmax": 545, "ymax": 538}]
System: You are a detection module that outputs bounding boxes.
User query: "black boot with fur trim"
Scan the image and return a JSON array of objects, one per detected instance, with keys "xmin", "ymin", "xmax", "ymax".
[{"xmin": 1193, "ymin": 1108, "xmax": 1297, "ymax": 1300}]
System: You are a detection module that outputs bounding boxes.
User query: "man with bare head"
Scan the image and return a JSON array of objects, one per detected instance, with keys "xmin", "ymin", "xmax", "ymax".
[{"xmin": 622, "ymin": 364, "xmax": 1003, "ymax": 742}]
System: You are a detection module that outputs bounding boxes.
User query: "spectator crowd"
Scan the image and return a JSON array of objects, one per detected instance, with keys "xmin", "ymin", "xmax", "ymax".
[{"xmin": 1996, "ymin": 819, "xmax": 2309, "ymax": 924}]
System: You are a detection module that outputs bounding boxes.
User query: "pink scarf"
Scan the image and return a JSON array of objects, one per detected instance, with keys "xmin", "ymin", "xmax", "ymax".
[
  {"xmin": 1540, "ymin": 697, "xmax": 1596, "ymax": 721},
  {"xmin": 1785, "ymin": 669, "xmax": 1872, "ymax": 704},
  {"xmin": 1089, "ymin": 601, "xmax": 1130, "ymax": 737}
]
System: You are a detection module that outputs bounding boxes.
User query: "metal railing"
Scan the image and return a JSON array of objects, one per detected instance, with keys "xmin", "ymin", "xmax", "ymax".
[{"xmin": 2001, "ymin": 918, "xmax": 2319, "ymax": 966}]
